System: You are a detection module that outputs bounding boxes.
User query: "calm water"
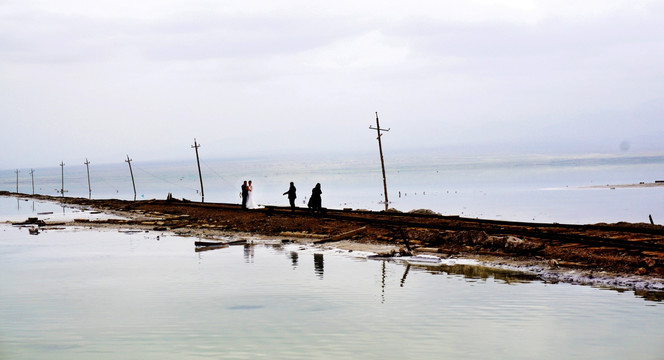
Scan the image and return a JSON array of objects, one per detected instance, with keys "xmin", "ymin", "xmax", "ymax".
[
  {"xmin": 2, "ymin": 152, "xmax": 664, "ymax": 224},
  {"xmin": 1, "ymin": 222, "xmax": 663, "ymax": 359},
  {"xmin": 3, "ymin": 153, "xmax": 664, "ymax": 357}
]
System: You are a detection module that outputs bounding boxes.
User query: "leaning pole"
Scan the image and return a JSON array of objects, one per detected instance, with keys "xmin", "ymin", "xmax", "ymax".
[
  {"xmin": 192, "ymin": 139, "xmax": 204, "ymax": 203},
  {"xmin": 370, "ymin": 112, "xmax": 390, "ymax": 211},
  {"xmin": 125, "ymin": 155, "xmax": 137, "ymax": 201}
]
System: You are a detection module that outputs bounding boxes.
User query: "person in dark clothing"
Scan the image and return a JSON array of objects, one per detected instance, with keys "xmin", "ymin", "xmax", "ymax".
[
  {"xmin": 241, "ymin": 180, "xmax": 249, "ymax": 209},
  {"xmin": 308, "ymin": 183, "xmax": 322, "ymax": 214},
  {"xmin": 283, "ymin": 182, "xmax": 297, "ymax": 211}
]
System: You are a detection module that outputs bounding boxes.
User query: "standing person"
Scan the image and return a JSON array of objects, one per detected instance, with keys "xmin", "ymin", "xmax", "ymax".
[
  {"xmin": 283, "ymin": 182, "xmax": 297, "ymax": 212},
  {"xmin": 247, "ymin": 180, "xmax": 257, "ymax": 209},
  {"xmin": 241, "ymin": 180, "xmax": 249, "ymax": 209},
  {"xmin": 308, "ymin": 183, "xmax": 322, "ymax": 214}
]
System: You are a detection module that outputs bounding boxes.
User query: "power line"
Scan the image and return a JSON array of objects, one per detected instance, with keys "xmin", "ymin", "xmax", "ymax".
[
  {"xmin": 133, "ymin": 165, "xmax": 199, "ymax": 193},
  {"xmin": 200, "ymin": 158, "xmax": 236, "ymax": 190}
]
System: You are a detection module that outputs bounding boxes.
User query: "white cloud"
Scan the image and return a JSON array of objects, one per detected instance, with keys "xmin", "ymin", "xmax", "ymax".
[{"xmin": 296, "ymin": 30, "xmax": 410, "ymax": 71}]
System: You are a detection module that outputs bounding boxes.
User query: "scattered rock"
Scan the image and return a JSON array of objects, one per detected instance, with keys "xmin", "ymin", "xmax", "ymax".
[{"xmin": 644, "ymin": 258, "xmax": 656, "ymax": 268}]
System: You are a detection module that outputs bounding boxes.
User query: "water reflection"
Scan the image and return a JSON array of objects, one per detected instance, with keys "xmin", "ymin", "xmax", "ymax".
[
  {"xmin": 381, "ymin": 261, "xmax": 386, "ymax": 303},
  {"xmin": 206, "ymin": 241, "xmax": 661, "ymax": 303},
  {"xmin": 400, "ymin": 264, "xmax": 411, "ymax": 287},
  {"xmin": 636, "ymin": 290, "xmax": 664, "ymax": 302},
  {"xmin": 314, "ymin": 253, "xmax": 324, "ymax": 279},
  {"xmin": 2, "ymin": 215, "xmax": 664, "ymax": 359},
  {"xmin": 243, "ymin": 244, "xmax": 254, "ymax": 263},
  {"xmin": 617, "ymin": 288, "xmax": 664, "ymax": 302},
  {"xmin": 371, "ymin": 258, "xmax": 539, "ymax": 291},
  {"xmin": 289, "ymin": 251, "xmax": 299, "ymax": 268},
  {"xmin": 15, "ymin": 199, "xmax": 37, "ymax": 212},
  {"xmin": 423, "ymin": 264, "xmax": 540, "ymax": 285}
]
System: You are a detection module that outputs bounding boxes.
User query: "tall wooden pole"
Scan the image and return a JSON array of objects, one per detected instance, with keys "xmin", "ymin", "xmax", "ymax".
[
  {"xmin": 30, "ymin": 169, "xmax": 35, "ymax": 195},
  {"xmin": 125, "ymin": 155, "xmax": 137, "ymax": 201},
  {"xmin": 59, "ymin": 161, "xmax": 65, "ymax": 197},
  {"xmin": 192, "ymin": 138, "xmax": 204, "ymax": 203},
  {"xmin": 84, "ymin": 158, "xmax": 91, "ymax": 199},
  {"xmin": 15, "ymin": 169, "xmax": 19, "ymax": 193},
  {"xmin": 369, "ymin": 112, "xmax": 390, "ymax": 211}
]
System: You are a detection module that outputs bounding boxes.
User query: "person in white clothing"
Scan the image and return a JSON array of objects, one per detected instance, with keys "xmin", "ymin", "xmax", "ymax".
[{"xmin": 246, "ymin": 180, "xmax": 257, "ymax": 209}]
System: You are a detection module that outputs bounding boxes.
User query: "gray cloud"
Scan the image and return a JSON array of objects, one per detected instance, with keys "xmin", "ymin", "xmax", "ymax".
[
  {"xmin": 1, "ymin": 1, "xmax": 663, "ymax": 169},
  {"xmin": 0, "ymin": 10, "xmax": 365, "ymax": 63}
]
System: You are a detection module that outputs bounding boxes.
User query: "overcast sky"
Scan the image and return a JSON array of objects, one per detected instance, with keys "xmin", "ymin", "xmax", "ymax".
[{"xmin": 2, "ymin": 0, "xmax": 663, "ymax": 169}]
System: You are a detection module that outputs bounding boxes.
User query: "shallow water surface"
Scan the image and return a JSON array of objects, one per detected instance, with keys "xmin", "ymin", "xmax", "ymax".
[
  {"xmin": 0, "ymin": 196, "xmax": 124, "ymax": 223},
  {"xmin": 1, "ymin": 225, "xmax": 663, "ymax": 359},
  {"xmin": 3, "ymin": 152, "xmax": 664, "ymax": 224}
]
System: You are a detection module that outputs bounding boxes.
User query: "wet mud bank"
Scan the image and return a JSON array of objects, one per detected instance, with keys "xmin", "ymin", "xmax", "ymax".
[{"xmin": 3, "ymin": 191, "xmax": 664, "ymax": 293}]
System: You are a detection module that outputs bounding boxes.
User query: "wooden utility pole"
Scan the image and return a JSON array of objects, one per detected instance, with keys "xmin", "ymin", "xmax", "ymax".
[
  {"xmin": 84, "ymin": 158, "xmax": 92, "ymax": 199},
  {"xmin": 30, "ymin": 169, "xmax": 35, "ymax": 195},
  {"xmin": 125, "ymin": 155, "xmax": 137, "ymax": 201},
  {"xmin": 59, "ymin": 161, "xmax": 65, "ymax": 197},
  {"xmin": 15, "ymin": 169, "xmax": 19, "ymax": 193},
  {"xmin": 192, "ymin": 138, "xmax": 204, "ymax": 203},
  {"xmin": 369, "ymin": 112, "xmax": 390, "ymax": 211}
]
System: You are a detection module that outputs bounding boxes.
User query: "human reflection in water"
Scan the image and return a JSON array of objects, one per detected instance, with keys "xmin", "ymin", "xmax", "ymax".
[
  {"xmin": 290, "ymin": 251, "xmax": 299, "ymax": 268},
  {"xmin": 314, "ymin": 253, "xmax": 324, "ymax": 279},
  {"xmin": 243, "ymin": 244, "xmax": 254, "ymax": 263}
]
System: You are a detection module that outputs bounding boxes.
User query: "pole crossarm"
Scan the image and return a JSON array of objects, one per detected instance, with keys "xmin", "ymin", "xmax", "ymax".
[{"xmin": 369, "ymin": 125, "xmax": 390, "ymax": 134}]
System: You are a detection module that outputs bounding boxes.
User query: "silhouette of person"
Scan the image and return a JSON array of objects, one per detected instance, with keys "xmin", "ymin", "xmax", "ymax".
[
  {"xmin": 246, "ymin": 180, "xmax": 257, "ymax": 209},
  {"xmin": 308, "ymin": 183, "xmax": 322, "ymax": 214},
  {"xmin": 283, "ymin": 182, "xmax": 297, "ymax": 211},
  {"xmin": 241, "ymin": 180, "xmax": 248, "ymax": 209}
]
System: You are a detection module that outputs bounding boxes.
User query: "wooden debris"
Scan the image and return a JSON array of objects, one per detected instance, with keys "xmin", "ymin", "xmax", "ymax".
[{"xmin": 314, "ymin": 227, "xmax": 367, "ymax": 244}]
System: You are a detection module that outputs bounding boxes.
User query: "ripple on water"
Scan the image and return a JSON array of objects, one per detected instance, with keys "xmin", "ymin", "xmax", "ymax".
[{"xmin": 0, "ymin": 226, "xmax": 663, "ymax": 360}]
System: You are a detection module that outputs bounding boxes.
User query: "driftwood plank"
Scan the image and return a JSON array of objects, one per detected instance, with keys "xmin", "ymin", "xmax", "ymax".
[{"xmin": 314, "ymin": 227, "xmax": 367, "ymax": 244}]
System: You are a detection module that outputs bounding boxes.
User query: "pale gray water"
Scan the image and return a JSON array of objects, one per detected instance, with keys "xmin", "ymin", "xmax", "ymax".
[
  {"xmin": 1, "ymin": 222, "xmax": 663, "ymax": 359},
  {"xmin": 3, "ymin": 152, "xmax": 664, "ymax": 224}
]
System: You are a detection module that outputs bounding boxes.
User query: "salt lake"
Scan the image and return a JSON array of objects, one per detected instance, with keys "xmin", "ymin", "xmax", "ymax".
[{"xmin": 1, "ymin": 198, "xmax": 663, "ymax": 359}]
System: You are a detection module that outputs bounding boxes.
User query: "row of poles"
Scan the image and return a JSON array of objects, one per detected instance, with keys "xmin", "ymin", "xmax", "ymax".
[
  {"xmin": 14, "ymin": 169, "xmax": 36, "ymax": 195},
  {"xmin": 11, "ymin": 114, "xmax": 391, "ymax": 209},
  {"xmin": 13, "ymin": 139, "xmax": 202, "ymax": 202},
  {"xmin": 13, "ymin": 162, "xmax": 87, "ymax": 199}
]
